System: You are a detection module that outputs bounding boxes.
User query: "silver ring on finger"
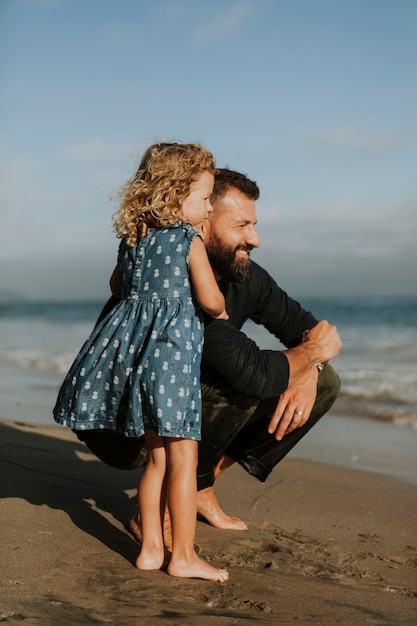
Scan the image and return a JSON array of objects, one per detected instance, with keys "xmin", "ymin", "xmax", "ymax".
[{"xmin": 295, "ymin": 410, "xmax": 304, "ymax": 416}]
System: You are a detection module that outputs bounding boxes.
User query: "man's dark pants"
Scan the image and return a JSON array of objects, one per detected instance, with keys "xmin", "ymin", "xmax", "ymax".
[
  {"xmin": 197, "ymin": 364, "xmax": 340, "ymax": 489},
  {"xmin": 76, "ymin": 365, "xmax": 340, "ymax": 489}
]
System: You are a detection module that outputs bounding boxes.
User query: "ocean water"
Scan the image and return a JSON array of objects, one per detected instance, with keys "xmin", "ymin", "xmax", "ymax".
[
  {"xmin": 1, "ymin": 296, "xmax": 416, "ymax": 484},
  {"xmin": 245, "ymin": 296, "xmax": 417, "ymax": 427},
  {"xmin": 0, "ymin": 296, "xmax": 416, "ymax": 428}
]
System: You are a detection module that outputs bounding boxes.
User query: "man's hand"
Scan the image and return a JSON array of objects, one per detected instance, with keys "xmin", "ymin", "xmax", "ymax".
[
  {"xmin": 267, "ymin": 369, "xmax": 318, "ymax": 440},
  {"xmin": 268, "ymin": 319, "xmax": 342, "ymax": 440},
  {"xmin": 285, "ymin": 320, "xmax": 341, "ymax": 386},
  {"xmin": 301, "ymin": 320, "xmax": 342, "ymax": 364}
]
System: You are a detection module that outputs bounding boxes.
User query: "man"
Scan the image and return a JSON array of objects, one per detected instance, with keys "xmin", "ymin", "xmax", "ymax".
[
  {"xmin": 190, "ymin": 169, "xmax": 341, "ymax": 529},
  {"xmin": 78, "ymin": 168, "xmax": 342, "ymax": 532}
]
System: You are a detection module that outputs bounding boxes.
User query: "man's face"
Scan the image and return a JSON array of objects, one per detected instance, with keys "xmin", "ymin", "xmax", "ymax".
[{"xmin": 205, "ymin": 187, "xmax": 260, "ymax": 283}]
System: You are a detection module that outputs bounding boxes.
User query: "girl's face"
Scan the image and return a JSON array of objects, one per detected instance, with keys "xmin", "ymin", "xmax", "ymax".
[{"xmin": 181, "ymin": 170, "xmax": 214, "ymax": 229}]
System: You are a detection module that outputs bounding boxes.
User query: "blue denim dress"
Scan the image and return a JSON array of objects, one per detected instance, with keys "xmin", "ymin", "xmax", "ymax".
[{"xmin": 53, "ymin": 221, "xmax": 204, "ymax": 440}]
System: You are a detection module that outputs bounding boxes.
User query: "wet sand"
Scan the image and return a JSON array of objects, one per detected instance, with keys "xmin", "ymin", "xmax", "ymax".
[{"xmin": 1, "ymin": 419, "xmax": 416, "ymax": 625}]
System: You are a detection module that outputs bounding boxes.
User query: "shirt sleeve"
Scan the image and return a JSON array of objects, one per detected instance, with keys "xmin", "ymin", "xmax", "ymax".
[{"xmin": 202, "ymin": 318, "xmax": 291, "ymax": 399}]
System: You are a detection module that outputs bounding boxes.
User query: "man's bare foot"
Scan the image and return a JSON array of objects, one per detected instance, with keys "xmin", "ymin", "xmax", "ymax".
[
  {"xmin": 128, "ymin": 484, "xmax": 247, "ymax": 541},
  {"xmin": 167, "ymin": 553, "xmax": 229, "ymax": 582},
  {"xmin": 197, "ymin": 486, "xmax": 248, "ymax": 530}
]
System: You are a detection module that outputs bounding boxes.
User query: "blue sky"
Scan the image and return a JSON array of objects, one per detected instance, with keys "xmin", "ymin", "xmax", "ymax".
[{"xmin": 1, "ymin": 0, "xmax": 416, "ymax": 301}]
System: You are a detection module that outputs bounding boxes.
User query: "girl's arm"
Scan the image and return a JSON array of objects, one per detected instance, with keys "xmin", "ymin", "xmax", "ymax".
[{"xmin": 189, "ymin": 236, "xmax": 228, "ymax": 320}]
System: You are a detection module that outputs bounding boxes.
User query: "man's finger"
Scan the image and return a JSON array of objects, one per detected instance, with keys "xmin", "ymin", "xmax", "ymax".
[{"xmin": 274, "ymin": 407, "xmax": 296, "ymax": 440}]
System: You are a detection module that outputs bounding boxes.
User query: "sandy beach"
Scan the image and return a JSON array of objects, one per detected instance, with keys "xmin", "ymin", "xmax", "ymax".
[{"xmin": 1, "ymin": 418, "xmax": 416, "ymax": 625}]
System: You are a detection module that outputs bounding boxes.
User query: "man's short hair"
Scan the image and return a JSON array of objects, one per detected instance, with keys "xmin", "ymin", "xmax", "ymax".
[{"xmin": 212, "ymin": 168, "xmax": 260, "ymax": 203}]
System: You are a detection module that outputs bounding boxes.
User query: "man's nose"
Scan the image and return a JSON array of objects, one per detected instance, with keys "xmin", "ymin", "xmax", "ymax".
[{"xmin": 247, "ymin": 226, "xmax": 260, "ymax": 248}]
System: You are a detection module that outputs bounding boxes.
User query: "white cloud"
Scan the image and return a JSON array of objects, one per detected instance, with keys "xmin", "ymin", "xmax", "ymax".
[
  {"xmin": 59, "ymin": 136, "xmax": 139, "ymax": 166},
  {"xmin": 288, "ymin": 124, "xmax": 413, "ymax": 158},
  {"xmin": 192, "ymin": 1, "xmax": 255, "ymax": 44},
  {"xmin": 258, "ymin": 196, "xmax": 417, "ymax": 264},
  {"xmin": 255, "ymin": 195, "xmax": 417, "ymax": 298},
  {"xmin": 0, "ymin": 136, "xmax": 137, "ymax": 267}
]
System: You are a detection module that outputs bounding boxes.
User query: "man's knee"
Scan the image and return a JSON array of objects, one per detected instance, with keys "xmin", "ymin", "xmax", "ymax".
[{"xmin": 315, "ymin": 364, "xmax": 341, "ymax": 416}]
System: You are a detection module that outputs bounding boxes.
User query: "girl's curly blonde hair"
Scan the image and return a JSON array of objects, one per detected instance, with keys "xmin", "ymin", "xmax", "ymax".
[{"xmin": 113, "ymin": 142, "xmax": 216, "ymax": 246}]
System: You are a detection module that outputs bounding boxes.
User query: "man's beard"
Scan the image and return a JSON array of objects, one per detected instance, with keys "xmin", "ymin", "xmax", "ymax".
[{"xmin": 206, "ymin": 230, "xmax": 251, "ymax": 284}]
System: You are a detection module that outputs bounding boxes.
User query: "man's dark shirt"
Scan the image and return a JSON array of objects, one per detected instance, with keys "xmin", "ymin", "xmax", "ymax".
[{"xmin": 201, "ymin": 260, "xmax": 318, "ymax": 400}]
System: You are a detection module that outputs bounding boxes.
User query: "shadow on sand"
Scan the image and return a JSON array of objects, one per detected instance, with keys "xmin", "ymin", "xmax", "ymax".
[{"xmin": 0, "ymin": 421, "xmax": 141, "ymax": 565}]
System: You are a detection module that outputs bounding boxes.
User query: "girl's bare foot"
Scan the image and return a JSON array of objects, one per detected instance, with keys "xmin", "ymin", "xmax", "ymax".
[
  {"xmin": 127, "ymin": 509, "xmax": 173, "ymax": 550},
  {"xmin": 135, "ymin": 546, "xmax": 171, "ymax": 571},
  {"xmin": 197, "ymin": 487, "xmax": 248, "ymax": 530},
  {"xmin": 167, "ymin": 553, "xmax": 229, "ymax": 582}
]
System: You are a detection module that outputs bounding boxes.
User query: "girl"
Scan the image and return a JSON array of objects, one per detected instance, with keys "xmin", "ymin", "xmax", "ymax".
[{"xmin": 53, "ymin": 142, "xmax": 229, "ymax": 582}]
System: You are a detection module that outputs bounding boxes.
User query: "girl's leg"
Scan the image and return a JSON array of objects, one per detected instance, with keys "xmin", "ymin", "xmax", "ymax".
[
  {"xmin": 165, "ymin": 437, "xmax": 229, "ymax": 582},
  {"xmin": 135, "ymin": 430, "xmax": 168, "ymax": 570}
]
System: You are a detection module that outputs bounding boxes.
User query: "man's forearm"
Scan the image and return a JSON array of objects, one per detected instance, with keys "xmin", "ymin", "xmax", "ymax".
[
  {"xmin": 284, "ymin": 344, "xmax": 321, "ymax": 388},
  {"xmin": 284, "ymin": 319, "xmax": 342, "ymax": 387}
]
